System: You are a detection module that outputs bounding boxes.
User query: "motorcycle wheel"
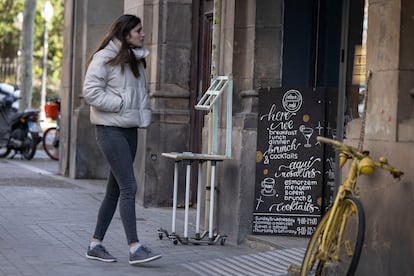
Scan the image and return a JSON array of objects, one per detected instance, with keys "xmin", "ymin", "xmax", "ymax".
[
  {"xmin": 0, "ymin": 145, "xmax": 11, "ymax": 158},
  {"xmin": 22, "ymin": 132, "xmax": 37, "ymax": 160}
]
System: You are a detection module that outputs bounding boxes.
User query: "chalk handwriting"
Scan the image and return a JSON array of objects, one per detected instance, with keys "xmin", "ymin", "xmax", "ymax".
[
  {"xmin": 269, "ymin": 201, "xmax": 320, "ymax": 213},
  {"xmin": 276, "ymin": 156, "xmax": 321, "ymax": 178},
  {"xmin": 260, "ymin": 104, "xmax": 296, "ymax": 122}
]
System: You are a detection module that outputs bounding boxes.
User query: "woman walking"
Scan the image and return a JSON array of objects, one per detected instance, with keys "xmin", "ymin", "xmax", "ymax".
[{"xmin": 82, "ymin": 14, "xmax": 161, "ymax": 265}]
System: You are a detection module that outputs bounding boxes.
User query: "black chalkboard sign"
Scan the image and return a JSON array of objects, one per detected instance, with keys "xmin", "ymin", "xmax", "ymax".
[
  {"xmin": 321, "ymin": 88, "xmax": 338, "ymax": 212},
  {"xmin": 253, "ymin": 87, "xmax": 326, "ymax": 236}
]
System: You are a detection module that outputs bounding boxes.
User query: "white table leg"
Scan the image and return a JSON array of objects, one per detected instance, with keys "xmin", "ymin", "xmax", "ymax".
[
  {"xmin": 209, "ymin": 160, "xmax": 216, "ymax": 239},
  {"xmin": 184, "ymin": 160, "xmax": 191, "ymax": 239},
  {"xmin": 172, "ymin": 161, "xmax": 179, "ymax": 234},
  {"xmin": 195, "ymin": 161, "xmax": 203, "ymax": 236}
]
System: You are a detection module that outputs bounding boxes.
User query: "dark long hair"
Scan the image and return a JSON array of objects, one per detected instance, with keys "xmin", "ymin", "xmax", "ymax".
[{"xmin": 86, "ymin": 14, "xmax": 145, "ymax": 77}]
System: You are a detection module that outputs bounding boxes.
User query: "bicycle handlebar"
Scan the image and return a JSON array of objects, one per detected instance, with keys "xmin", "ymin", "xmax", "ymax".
[
  {"xmin": 317, "ymin": 136, "xmax": 365, "ymax": 158},
  {"xmin": 317, "ymin": 136, "xmax": 404, "ymax": 179}
]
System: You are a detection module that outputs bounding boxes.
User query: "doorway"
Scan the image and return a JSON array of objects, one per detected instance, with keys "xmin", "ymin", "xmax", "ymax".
[
  {"xmin": 338, "ymin": 0, "xmax": 367, "ymax": 140},
  {"xmin": 281, "ymin": 0, "xmax": 367, "ymax": 209},
  {"xmin": 189, "ymin": 0, "xmax": 213, "ymax": 204}
]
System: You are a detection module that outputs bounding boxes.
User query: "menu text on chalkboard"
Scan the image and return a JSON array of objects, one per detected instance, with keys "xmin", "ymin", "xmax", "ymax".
[{"xmin": 253, "ymin": 87, "xmax": 327, "ymax": 237}]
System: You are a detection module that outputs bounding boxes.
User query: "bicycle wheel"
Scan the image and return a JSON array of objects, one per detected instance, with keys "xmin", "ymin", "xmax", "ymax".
[
  {"xmin": 42, "ymin": 127, "xmax": 59, "ymax": 160},
  {"xmin": 301, "ymin": 196, "xmax": 365, "ymax": 276},
  {"xmin": 301, "ymin": 209, "xmax": 330, "ymax": 276}
]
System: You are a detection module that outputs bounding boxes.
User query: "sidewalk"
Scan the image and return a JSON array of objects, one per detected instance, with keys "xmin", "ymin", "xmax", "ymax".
[{"xmin": 0, "ymin": 151, "xmax": 308, "ymax": 276}]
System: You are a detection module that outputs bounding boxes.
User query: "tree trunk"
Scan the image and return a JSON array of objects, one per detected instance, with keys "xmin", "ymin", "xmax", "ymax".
[{"xmin": 19, "ymin": 0, "xmax": 37, "ymax": 111}]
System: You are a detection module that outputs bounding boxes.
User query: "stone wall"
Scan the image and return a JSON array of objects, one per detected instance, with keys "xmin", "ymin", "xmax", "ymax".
[
  {"xmin": 125, "ymin": 0, "xmax": 193, "ymax": 207},
  {"xmin": 214, "ymin": 0, "xmax": 284, "ymax": 243},
  {"xmin": 347, "ymin": 0, "xmax": 414, "ymax": 274},
  {"xmin": 61, "ymin": 0, "xmax": 124, "ymax": 178},
  {"xmin": 355, "ymin": 140, "xmax": 414, "ymax": 275}
]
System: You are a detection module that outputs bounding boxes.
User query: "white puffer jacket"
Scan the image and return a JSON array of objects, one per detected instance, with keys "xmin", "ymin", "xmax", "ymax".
[{"xmin": 83, "ymin": 39, "xmax": 152, "ymax": 128}]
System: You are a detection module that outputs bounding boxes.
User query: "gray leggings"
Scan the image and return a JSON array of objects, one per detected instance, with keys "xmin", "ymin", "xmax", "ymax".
[{"xmin": 93, "ymin": 125, "xmax": 139, "ymax": 245}]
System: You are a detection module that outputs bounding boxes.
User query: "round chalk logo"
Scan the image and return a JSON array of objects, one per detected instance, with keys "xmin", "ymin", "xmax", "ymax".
[{"xmin": 282, "ymin": 89, "xmax": 303, "ymax": 113}]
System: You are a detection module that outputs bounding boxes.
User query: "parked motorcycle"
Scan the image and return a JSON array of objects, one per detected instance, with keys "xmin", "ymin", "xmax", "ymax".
[{"xmin": 0, "ymin": 94, "xmax": 42, "ymax": 160}]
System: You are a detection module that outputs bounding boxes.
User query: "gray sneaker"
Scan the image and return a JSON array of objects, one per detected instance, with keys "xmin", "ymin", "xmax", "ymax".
[
  {"xmin": 86, "ymin": 244, "xmax": 117, "ymax": 262},
  {"xmin": 129, "ymin": 245, "xmax": 162, "ymax": 264}
]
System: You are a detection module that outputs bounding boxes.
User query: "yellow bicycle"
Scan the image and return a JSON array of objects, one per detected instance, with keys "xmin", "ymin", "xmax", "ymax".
[{"xmin": 293, "ymin": 136, "xmax": 403, "ymax": 276}]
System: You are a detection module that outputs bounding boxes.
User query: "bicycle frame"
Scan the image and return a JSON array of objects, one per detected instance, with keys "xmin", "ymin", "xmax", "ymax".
[
  {"xmin": 296, "ymin": 136, "xmax": 403, "ymax": 275},
  {"xmin": 317, "ymin": 155, "xmax": 359, "ymax": 261}
]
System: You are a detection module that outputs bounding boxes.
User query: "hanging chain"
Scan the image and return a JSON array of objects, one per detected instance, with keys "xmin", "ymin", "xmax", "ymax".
[{"xmin": 358, "ymin": 70, "xmax": 372, "ymax": 151}]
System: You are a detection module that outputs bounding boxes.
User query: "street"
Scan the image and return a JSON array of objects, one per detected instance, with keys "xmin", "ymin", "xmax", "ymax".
[{"xmin": 0, "ymin": 150, "xmax": 307, "ymax": 276}]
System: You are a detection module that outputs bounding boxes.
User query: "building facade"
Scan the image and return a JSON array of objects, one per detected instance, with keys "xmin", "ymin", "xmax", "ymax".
[{"xmin": 60, "ymin": 0, "xmax": 413, "ymax": 274}]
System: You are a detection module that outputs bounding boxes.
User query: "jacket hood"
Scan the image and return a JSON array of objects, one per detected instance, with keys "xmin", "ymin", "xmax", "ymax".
[{"xmin": 105, "ymin": 39, "xmax": 149, "ymax": 60}]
